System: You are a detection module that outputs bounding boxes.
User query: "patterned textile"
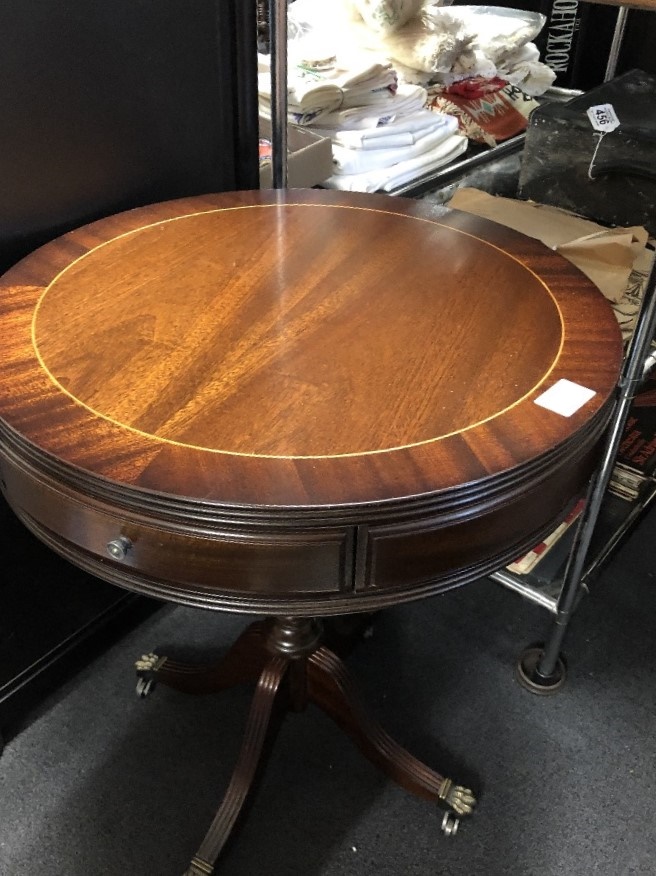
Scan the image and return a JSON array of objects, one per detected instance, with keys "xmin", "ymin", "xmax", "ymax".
[{"xmin": 427, "ymin": 82, "xmax": 539, "ymax": 146}]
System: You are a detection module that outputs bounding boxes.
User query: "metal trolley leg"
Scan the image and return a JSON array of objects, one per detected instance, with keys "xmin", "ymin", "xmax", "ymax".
[
  {"xmin": 269, "ymin": 0, "xmax": 288, "ymax": 191},
  {"xmin": 517, "ymin": 251, "xmax": 656, "ymax": 693}
]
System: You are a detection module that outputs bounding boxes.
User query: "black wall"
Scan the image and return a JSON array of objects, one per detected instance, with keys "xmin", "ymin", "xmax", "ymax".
[
  {"xmin": 0, "ymin": 0, "xmax": 259, "ymax": 273},
  {"xmin": 0, "ymin": 0, "xmax": 258, "ymax": 739},
  {"xmin": 619, "ymin": 8, "xmax": 656, "ymax": 77}
]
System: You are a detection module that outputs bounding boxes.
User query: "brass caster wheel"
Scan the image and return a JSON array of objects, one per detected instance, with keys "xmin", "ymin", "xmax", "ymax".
[
  {"xmin": 136, "ymin": 677, "xmax": 155, "ymax": 698},
  {"xmin": 441, "ymin": 812, "xmax": 459, "ymax": 836}
]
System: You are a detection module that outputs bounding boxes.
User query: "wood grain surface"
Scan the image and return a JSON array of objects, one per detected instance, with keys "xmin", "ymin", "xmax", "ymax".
[
  {"xmin": 0, "ymin": 189, "xmax": 622, "ymax": 506},
  {"xmin": 0, "ymin": 190, "xmax": 624, "ymax": 612}
]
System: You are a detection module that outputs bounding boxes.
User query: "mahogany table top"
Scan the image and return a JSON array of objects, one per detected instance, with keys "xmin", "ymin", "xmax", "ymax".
[{"xmin": 0, "ymin": 189, "xmax": 622, "ymax": 512}]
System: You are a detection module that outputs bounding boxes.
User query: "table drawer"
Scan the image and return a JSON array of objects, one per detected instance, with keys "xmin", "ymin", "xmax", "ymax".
[{"xmin": 0, "ymin": 461, "xmax": 353, "ymax": 602}]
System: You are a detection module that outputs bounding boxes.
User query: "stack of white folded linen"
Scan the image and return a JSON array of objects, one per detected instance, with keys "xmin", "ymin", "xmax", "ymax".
[
  {"xmin": 258, "ymin": 56, "xmax": 410, "ymax": 126},
  {"xmin": 298, "ymin": 80, "xmax": 429, "ymax": 130},
  {"xmin": 320, "ymin": 109, "xmax": 467, "ymax": 193},
  {"xmin": 259, "ymin": 49, "xmax": 466, "ymax": 194}
]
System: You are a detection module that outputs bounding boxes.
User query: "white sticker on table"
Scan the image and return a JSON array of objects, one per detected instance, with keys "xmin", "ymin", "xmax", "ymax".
[{"xmin": 534, "ymin": 379, "xmax": 596, "ymax": 417}]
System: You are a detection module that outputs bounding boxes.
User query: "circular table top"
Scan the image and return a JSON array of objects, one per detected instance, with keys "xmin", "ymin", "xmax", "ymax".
[{"xmin": 0, "ymin": 189, "xmax": 623, "ymax": 513}]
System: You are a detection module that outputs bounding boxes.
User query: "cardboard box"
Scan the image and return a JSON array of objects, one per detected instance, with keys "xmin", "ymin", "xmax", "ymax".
[{"xmin": 259, "ymin": 116, "xmax": 333, "ymax": 189}]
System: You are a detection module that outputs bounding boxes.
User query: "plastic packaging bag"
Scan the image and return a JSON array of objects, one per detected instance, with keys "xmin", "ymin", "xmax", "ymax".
[{"xmin": 348, "ymin": 0, "xmax": 425, "ymax": 34}]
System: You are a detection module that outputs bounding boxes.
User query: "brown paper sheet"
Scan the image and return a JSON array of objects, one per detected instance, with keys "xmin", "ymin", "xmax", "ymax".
[{"xmin": 449, "ymin": 188, "xmax": 649, "ymax": 305}]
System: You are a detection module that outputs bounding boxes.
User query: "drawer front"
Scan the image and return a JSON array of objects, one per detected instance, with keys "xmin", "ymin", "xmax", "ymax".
[
  {"xmin": 0, "ymin": 462, "xmax": 353, "ymax": 602},
  {"xmin": 360, "ymin": 457, "xmax": 596, "ymax": 593}
]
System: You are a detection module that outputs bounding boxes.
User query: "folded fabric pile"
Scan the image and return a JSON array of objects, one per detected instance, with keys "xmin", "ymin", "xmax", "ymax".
[
  {"xmin": 258, "ymin": 0, "xmax": 557, "ymax": 192},
  {"xmin": 347, "ymin": 2, "xmax": 556, "ymax": 97},
  {"xmin": 259, "ymin": 49, "xmax": 466, "ymax": 193},
  {"xmin": 320, "ymin": 111, "xmax": 466, "ymax": 192},
  {"xmin": 258, "ymin": 59, "xmax": 403, "ymax": 127},
  {"xmin": 261, "ymin": 3, "xmax": 470, "ymax": 193},
  {"xmin": 348, "ymin": 2, "xmax": 555, "ymax": 144},
  {"xmin": 426, "ymin": 77, "xmax": 541, "ymax": 147}
]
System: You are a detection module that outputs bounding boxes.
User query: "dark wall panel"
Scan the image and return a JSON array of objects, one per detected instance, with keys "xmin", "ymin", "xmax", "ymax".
[
  {"xmin": 0, "ymin": 0, "xmax": 258, "ymax": 737},
  {"xmin": 619, "ymin": 9, "xmax": 656, "ymax": 77},
  {"xmin": 0, "ymin": 0, "xmax": 258, "ymax": 272}
]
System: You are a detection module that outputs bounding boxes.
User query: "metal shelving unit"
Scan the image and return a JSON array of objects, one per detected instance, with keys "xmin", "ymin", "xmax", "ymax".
[
  {"xmin": 388, "ymin": 56, "xmax": 656, "ymax": 691},
  {"xmin": 491, "ymin": 478, "xmax": 656, "ymax": 614},
  {"xmin": 505, "ymin": 258, "xmax": 656, "ymax": 692}
]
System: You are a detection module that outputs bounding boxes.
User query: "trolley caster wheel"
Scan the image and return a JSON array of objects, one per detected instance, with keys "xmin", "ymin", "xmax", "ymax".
[
  {"xmin": 441, "ymin": 812, "xmax": 459, "ymax": 836},
  {"xmin": 515, "ymin": 645, "xmax": 567, "ymax": 695},
  {"xmin": 136, "ymin": 677, "xmax": 155, "ymax": 698}
]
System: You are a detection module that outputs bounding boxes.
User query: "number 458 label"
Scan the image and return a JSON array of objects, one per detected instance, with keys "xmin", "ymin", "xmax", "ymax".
[{"xmin": 587, "ymin": 103, "xmax": 620, "ymax": 133}]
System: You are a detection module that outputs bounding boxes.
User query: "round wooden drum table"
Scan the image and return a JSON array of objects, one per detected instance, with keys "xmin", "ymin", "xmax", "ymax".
[{"xmin": 0, "ymin": 190, "xmax": 622, "ymax": 872}]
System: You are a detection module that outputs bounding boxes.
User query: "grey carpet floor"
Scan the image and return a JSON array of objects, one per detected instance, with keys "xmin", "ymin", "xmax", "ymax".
[{"xmin": 1, "ymin": 512, "xmax": 655, "ymax": 876}]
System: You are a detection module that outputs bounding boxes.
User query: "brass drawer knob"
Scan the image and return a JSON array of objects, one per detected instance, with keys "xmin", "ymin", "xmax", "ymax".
[{"xmin": 106, "ymin": 536, "xmax": 132, "ymax": 560}]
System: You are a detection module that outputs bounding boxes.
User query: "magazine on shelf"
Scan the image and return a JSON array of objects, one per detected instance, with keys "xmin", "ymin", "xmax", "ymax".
[
  {"xmin": 609, "ymin": 463, "xmax": 648, "ymax": 503},
  {"xmin": 609, "ymin": 372, "xmax": 656, "ymax": 501},
  {"xmin": 506, "ymin": 497, "xmax": 585, "ymax": 575}
]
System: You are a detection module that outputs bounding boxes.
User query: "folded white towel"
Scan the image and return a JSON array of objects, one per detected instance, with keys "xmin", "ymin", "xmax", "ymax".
[
  {"xmin": 306, "ymin": 82, "xmax": 427, "ymax": 128},
  {"xmin": 259, "ymin": 51, "xmax": 394, "ymax": 91},
  {"xmin": 333, "ymin": 123, "xmax": 443, "ymax": 150},
  {"xmin": 258, "ymin": 57, "xmax": 399, "ymax": 121},
  {"xmin": 323, "ymin": 133, "xmax": 468, "ymax": 193},
  {"xmin": 331, "ymin": 115, "xmax": 459, "ymax": 174},
  {"xmin": 311, "ymin": 108, "xmax": 439, "ymax": 137},
  {"xmin": 289, "ymin": 66, "xmax": 398, "ymax": 112},
  {"xmin": 258, "ymin": 72, "xmax": 341, "ymax": 116},
  {"xmin": 313, "ymin": 109, "xmax": 453, "ymax": 149}
]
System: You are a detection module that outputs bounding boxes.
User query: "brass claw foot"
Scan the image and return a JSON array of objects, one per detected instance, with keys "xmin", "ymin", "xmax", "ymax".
[
  {"xmin": 438, "ymin": 778, "xmax": 476, "ymax": 816},
  {"xmin": 134, "ymin": 652, "xmax": 167, "ymax": 698},
  {"xmin": 438, "ymin": 779, "xmax": 476, "ymax": 836},
  {"xmin": 134, "ymin": 623, "xmax": 268, "ymax": 697}
]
